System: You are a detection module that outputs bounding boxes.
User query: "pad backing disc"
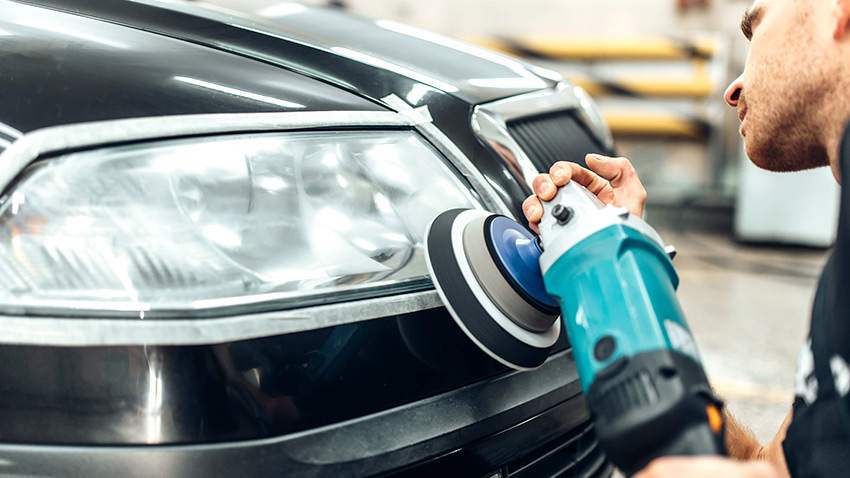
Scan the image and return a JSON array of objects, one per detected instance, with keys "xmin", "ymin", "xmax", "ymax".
[{"xmin": 425, "ymin": 209, "xmax": 560, "ymax": 371}]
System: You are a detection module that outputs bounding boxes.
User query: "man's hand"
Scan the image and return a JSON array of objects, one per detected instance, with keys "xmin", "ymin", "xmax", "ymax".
[
  {"xmin": 636, "ymin": 457, "xmax": 780, "ymax": 478},
  {"xmin": 521, "ymin": 154, "xmax": 647, "ymax": 233}
]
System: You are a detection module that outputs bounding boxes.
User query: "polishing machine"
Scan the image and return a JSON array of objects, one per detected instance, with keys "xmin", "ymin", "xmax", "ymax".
[{"xmin": 425, "ymin": 181, "xmax": 726, "ymax": 475}]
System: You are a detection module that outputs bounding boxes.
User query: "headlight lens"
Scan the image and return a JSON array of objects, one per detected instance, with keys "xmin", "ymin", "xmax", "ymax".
[
  {"xmin": 0, "ymin": 130, "xmax": 480, "ymax": 316},
  {"xmin": 572, "ymin": 84, "xmax": 614, "ymax": 149}
]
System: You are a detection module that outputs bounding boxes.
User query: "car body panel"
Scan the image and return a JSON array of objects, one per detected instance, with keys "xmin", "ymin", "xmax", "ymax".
[
  {"xmin": 0, "ymin": 2, "xmax": 611, "ymax": 475},
  {"xmin": 45, "ymin": 0, "xmax": 558, "ymax": 105},
  {"xmin": 0, "ymin": 308, "xmax": 517, "ymax": 444},
  {"xmin": 0, "ymin": 1, "xmax": 382, "ymax": 135},
  {"xmin": 0, "ymin": 348, "xmax": 589, "ymax": 477}
]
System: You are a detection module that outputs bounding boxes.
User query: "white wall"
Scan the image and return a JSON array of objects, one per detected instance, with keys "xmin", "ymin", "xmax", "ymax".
[{"xmin": 344, "ymin": 0, "xmax": 751, "ymax": 42}]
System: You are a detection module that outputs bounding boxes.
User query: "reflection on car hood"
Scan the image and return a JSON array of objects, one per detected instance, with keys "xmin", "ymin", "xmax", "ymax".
[
  {"xmin": 30, "ymin": 0, "xmax": 560, "ymax": 105},
  {"xmin": 166, "ymin": 0, "xmax": 559, "ymax": 102},
  {"xmin": 0, "ymin": 0, "xmax": 383, "ymax": 135}
]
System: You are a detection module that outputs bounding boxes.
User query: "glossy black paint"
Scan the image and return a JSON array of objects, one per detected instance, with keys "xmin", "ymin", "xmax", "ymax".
[
  {"xmin": 0, "ymin": 352, "xmax": 587, "ymax": 477},
  {"xmin": 125, "ymin": 0, "xmax": 559, "ymax": 104},
  {"xmin": 0, "ymin": 1, "xmax": 381, "ymax": 134},
  {"xmin": 0, "ymin": 306, "xmax": 567, "ymax": 444}
]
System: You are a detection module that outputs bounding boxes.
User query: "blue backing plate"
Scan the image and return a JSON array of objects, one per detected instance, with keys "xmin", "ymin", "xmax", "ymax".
[{"xmin": 485, "ymin": 216, "xmax": 559, "ymax": 313}]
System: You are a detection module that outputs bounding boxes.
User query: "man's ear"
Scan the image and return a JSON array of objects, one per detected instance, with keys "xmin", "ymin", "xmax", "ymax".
[{"xmin": 834, "ymin": 0, "xmax": 850, "ymax": 41}]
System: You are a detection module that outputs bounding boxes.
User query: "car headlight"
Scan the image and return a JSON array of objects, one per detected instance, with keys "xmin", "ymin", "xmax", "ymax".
[
  {"xmin": 572, "ymin": 84, "xmax": 614, "ymax": 150},
  {"xmin": 0, "ymin": 130, "xmax": 480, "ymax": 316}
]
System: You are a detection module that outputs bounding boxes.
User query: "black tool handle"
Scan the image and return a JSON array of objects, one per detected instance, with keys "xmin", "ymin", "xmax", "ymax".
[{"xmin": 586, "ymin": 350, "xmax": 727, "ymax": 476}]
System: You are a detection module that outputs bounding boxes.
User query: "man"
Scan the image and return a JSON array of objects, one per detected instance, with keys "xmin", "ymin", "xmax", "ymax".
[{"xmin": 522, "ymin": 0, "xmax": 850, "ymax": 476}]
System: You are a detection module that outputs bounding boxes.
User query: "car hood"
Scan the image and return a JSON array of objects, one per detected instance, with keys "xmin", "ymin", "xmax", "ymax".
[
  {"xmin": 162, "ymin": 0, "xmax": 559, "ymax": 103},
  {"xmin": 0, "ymin": 0, "xmax": 384, "ymax": 135},
  {"xmin": 17, "ymin": 0, "xmax": 559, "ymax": 106}
]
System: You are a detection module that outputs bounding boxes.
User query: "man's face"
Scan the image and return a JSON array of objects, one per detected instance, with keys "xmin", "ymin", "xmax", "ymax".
[{"xmin": 724, "ymin": 0, "xmax": 831, "ymax": 171}]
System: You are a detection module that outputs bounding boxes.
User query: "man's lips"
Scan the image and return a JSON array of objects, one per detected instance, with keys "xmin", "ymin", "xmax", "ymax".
[{"xmin": 737, "ymin": 106, "xmax": 748, "ymax": 136}]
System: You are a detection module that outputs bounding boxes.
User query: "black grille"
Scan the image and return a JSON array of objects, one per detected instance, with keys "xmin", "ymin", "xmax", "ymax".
[
  {"xmin": 385, "ymin": 416, "xmax": 611, "ymax": 478},
  {"xmin": 507, "ymin": 109, "xmax": 606, "ymax": 171},
  {"xmin": 507, "ymin": 422, "xmax": 610, "ymax": 478}
]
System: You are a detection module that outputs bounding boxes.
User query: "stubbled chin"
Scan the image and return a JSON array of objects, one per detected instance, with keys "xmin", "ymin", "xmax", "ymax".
[
  {"xmin": 745, "ymin": 138, "xmax": 824, "ymax": 173},
  {"xmin": 744, "ymin": 137, "xmax": 778, "ymax": 171},
  {"xmin": 748, "ymin": 155, "xmax": 780, "ymax": 171}
]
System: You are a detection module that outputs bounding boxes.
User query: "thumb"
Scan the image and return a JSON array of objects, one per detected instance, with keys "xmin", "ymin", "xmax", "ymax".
[{"xmin": 585, "ymin": 154, "xmax": 630, "ymax": 186}]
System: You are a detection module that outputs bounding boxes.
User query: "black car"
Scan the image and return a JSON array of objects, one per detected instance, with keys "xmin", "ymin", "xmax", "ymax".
[{"xmin": 0, "ymin": 1, "xmax": 614, "ymax": 476}]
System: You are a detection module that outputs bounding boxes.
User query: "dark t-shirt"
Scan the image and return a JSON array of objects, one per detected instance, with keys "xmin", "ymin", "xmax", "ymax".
[{"xmin": 782, "ymin": 124, "xmax": 850, "ymax": 477}]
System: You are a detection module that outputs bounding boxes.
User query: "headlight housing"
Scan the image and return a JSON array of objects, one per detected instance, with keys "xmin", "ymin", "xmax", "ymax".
[{"xmin": 0, "ymin": 130, "xmax": 480, "ymax": 317}]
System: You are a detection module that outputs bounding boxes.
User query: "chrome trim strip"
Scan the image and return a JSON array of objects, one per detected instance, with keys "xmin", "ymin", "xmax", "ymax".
[
  {"xmin": 472, "ymin": 82, "xmax": 582, "ymax": 187},
  {"xmin": 0, "ymin": 110, "xmax": 517, "ymax": 345},
  {"xmin": 0, "ymin": 122, "xmax": 22, "ymax": 140},
  {"xmin": 0, "ymin": 290, "xmax": 442, "ymax": 346},
  {"xmin": 0, "ymin": 122, "xmax": 20, "ymax": 153}
]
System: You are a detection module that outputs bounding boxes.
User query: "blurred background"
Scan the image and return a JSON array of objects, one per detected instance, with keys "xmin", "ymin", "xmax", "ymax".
[{"xmin": 207, "ymin": 0, "xmax": 835, "ymax": 443}]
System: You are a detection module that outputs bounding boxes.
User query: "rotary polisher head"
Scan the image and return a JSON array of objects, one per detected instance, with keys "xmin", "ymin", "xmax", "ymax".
[{"xmin": 424, "ymin": 208, "xmax": 561, "ymax": 371}]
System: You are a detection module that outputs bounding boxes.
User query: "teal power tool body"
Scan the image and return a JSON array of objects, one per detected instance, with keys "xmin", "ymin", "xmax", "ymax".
[{"xmin": 425, "ymin": 182, "xmax": 726, "ymax": 475}]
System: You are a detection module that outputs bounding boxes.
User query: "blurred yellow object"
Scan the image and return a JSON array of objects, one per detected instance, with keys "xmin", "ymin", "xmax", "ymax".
[
  {"xmin": 471, "ymin": 37, "xmax": 716, "ymax": 61},
  {"xmin": 470, "ymin": 37, "xmax": 717, "ymax": 98},
  {"xmin": 467, "ymin": 36, "xmax": 719, "ymax": 138},
  {"xmin": 570, "ymin": 76, "xmax": 714, "ymax": 99},
  {"xmin": 603, "ymin": 113, "xmax": 708, "ymax": 139}
]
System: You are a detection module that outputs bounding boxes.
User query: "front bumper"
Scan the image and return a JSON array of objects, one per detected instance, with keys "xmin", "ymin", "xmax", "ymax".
[{"xmin": 0, "ymin": 350, "xmax": 609, "ymax": 477}]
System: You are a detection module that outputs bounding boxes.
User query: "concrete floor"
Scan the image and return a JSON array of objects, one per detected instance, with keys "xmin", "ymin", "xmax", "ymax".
[{"xmin": 661, "ymin": 228, "xmax": 829, "ymax": 443}]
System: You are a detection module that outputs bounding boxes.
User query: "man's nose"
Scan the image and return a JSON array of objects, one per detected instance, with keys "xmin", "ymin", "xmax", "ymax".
[{"xmin": 724, "ymin": 74, "xmax": 744, "ymax": 107}]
